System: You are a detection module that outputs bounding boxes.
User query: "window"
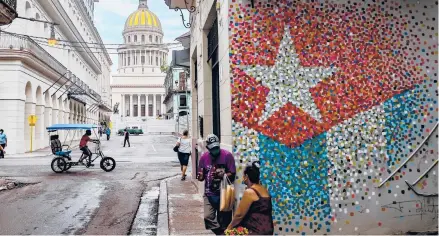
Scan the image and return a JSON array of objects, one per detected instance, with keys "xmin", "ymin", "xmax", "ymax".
[
  {"xmin": 141, "ymin": 104, "xmax": 146, "ymax": 116},
  {"xmin": 156, "ymin": 57, "xmax": 158, "ymax": 66},
  {"xmin": 134, "ymin": 105, "xmax": 138, "ymax": 116},
  {"xmin": 128, "ymin": 57, "xmax": 130, "ymax": 65},
  {"xmin": 148, "ymin": 104, "xmax": 153, "ymax": 116},
  {"xmin": 149, "ymin": 35, "xmax": 152, "ymax": 42},
  {"xmin": 134, "ymin": 35, "xmax": 137, "ymax": 42},
  {"xmin": 179, "ymin": 72, "xmax": 186, "ymax": 90},
  {"xmin": 141, "ymin": 56, "xmax": 145, "ymax": 64},
  {"xmin": 156, "ymin": 36, "xmax": 158, "ymax": 43},
  {"xmin": 179, "ymin": 95, "xmax": 187, "ymax": 107},
  {"xmin": 142, "ymin": 35, "xmax": 145, "ymax": 42},
  {"xmin": 128, "ymin": 36, "xmax": 131, "ymax": 42},
  {"xmin": 208, "ymin": 18, "xmax": 220, "ymax": 138}
]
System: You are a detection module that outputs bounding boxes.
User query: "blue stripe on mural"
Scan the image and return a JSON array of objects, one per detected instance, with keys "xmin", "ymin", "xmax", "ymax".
[
  {"xmin": 383, "ymin": 85, "xmax": 436, "ymax": 170},
  {"xmin": 258, "ymin": 133, "xmax": 331, "ymax": 234}
]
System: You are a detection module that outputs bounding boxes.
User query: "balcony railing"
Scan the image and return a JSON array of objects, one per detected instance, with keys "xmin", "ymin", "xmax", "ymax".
[
  {"xmin": 0, "ymin": 0, "xmax": 18, "ymax": 25},
  {"xmin": 0, "ymin": 32, "xmax": 67, "ymax": 74},
  {"xmin": 2, "ymin": 0, "xmax": 16, "ymax": 9}
]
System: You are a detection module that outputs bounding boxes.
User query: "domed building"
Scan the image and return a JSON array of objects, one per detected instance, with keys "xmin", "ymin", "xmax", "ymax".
[{"xmin": 111, "ymin": 0, "xmax": 167, "ymax": 129}]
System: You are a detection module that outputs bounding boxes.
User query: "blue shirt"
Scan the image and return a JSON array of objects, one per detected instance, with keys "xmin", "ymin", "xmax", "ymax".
[{"xmin": 0, "ymin": 133, "xmax": 6, "ymax": 144}]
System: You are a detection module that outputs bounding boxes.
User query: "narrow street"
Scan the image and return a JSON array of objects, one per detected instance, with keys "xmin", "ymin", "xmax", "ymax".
[{"xmin": 0, "ymin": 135, "xmax": 181, "ymax": 235}]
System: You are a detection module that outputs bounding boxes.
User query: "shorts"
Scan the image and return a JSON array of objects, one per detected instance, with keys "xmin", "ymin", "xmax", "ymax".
[{"xmin": 177, "ymin": 152, "xmax": 190, "ymax": 166}]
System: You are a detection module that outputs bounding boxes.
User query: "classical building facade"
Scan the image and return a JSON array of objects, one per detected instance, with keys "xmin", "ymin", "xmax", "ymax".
[
  {"xmin": 166, "ymin": 0, "xmax": 438, "ymax": 234},
  {"xmin": 0, "ymin": 0, "xmax": 112, "ymax": 154},
  {"xmin": 111, "ymin": 0, "xmax": 167, "ymax": 131}
]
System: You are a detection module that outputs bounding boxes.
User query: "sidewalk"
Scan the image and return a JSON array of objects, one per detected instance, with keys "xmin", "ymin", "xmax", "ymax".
[{"xmin": 165, "ymin": 176, "xmax": 213, "ymax": 235}]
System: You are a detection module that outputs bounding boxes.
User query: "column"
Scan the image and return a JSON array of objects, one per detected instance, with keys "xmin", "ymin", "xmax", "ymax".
[
  {"xmin": 121, "ymin": 94, "xmax": 124, "ymax": 117},
  {"xmin": 35, "ymin": 104, "xmax": 44, "ymax": 149},
  {"xmin": 153, "ymin": 94, "xmax": 156, "ymax": 118},
  {"xmin": 44, "ymin": 104, "xmax": 52, "ymax": 147},
  {"xmin": 146, "ymin": 94, "xmax": 149, "ymax": 117},
  {"xmin": 129, "ymin": 94, "xmax": 133, "ymax": 117},
  {"xmin": 137, "ymin": 95, "xmax": 140, "ymax": 117},
  {"xmin": 161, "ymin": 94, "xmax": 166, "ymax": 117}
]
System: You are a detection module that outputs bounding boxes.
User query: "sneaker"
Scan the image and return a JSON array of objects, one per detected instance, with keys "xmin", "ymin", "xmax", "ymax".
[{"xmin": 181, "ymin": 175, "xmax": 186, "ymax": 181}]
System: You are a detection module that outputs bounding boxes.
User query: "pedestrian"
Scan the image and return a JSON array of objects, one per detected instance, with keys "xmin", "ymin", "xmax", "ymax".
[
  {"xmin": 99, "ymin": 127, "xmax": 103, "ymax": 137},
  {"xmin": 197, "ymin": 134, "xmax": 236, "ymax": 235},
  {"xmin": 226, "ymin": 161, "xmax": 274, "ymax": 235},
  {"xmin": 175, "ymin": 130, "xmax": 191, "ymax": 181},
  {"xmin": 123, "ymin": 128, "xmax": 130, "ymax": 147},
  {"xmin": 0, "ymin": 129, "xmax": 7, "ymax": 159},
  {"xmin": 106, "ymin": 127, "xmax": 111, "ymax": 141}
]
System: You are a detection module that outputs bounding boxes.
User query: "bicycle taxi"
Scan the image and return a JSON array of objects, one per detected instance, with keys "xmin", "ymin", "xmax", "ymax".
[{"xmin": 46, "ymin": 124, "xmax": 116, "ymax": 173}]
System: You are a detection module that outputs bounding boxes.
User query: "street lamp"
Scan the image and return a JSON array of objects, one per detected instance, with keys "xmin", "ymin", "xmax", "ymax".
[{"xmin": 48, "ymin": 25, "xmax": 57, "ymax": 46}]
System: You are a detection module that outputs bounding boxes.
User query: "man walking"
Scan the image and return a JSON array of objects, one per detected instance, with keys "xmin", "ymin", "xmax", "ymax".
[
  {"xmin": 123, "ymin": 128, "xmax": 130, "ymax": 147},
  {"xmin": 197, "ymin": 134, "xmax": 236, "ymax": 235},
  {"xmin": 0, "ymin": 129, "xmax": 7, "ymax": 158}
]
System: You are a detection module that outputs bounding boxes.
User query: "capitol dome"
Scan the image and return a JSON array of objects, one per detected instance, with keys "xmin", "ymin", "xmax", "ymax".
[
  {"xmin": 117, "ymin": 0, "xmax": 168, "ymax": 74},
  {"xmin": 123, "ymin": 0, "xmax": 162, "ymax": 34}
]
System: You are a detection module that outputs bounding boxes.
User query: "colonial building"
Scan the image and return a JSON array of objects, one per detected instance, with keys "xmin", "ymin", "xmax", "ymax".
[
  {"xmin": 110, "ymin": 0, "xmax": 167, "ymax": 131},
  {"xmin": 0, "ymin": 0, "xmax": 112, "ymax": 154},
  {"xmin": 165, "ymin": 0, "xmax": 438, "ymax": 234},
  {"xmin": 163, "ymin": 31, "xmax": 191, "ymax": 134}
]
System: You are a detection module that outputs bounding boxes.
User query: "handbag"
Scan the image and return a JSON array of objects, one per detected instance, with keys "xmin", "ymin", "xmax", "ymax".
[
  {"xmin": 173, "ymin": 137, "xmax": 180, "ymax": 152},
  {"xmin": 220, "ymin": 174, "xmax": 235, "ymax": 212}
]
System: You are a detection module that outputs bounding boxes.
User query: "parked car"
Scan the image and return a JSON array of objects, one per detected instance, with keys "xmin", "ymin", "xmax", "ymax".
[{"xmin": 118, "ymin": 127, "xmax": 144, "ymax": 136}]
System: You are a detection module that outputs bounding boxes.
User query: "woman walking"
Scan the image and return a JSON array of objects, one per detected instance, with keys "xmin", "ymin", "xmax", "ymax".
[
  {"xmin": 226, "ymin": 161, "xmax": 274, "ymax": 235},
  {"xmin": 175, "ymin": 130, "xmax": 191, "ymax": 180}
]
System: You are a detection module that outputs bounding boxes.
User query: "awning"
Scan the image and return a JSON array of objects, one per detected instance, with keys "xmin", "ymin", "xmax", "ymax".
[{"xmin": 46, "ymin": 124, "xmax": 100, "ymax": 131}]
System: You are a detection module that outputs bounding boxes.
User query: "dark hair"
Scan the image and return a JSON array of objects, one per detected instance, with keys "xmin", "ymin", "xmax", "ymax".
[
  {"xmin": 0, "ymin": 129, "xmax": 3, "ymax": 132},
  {"xmin": 183, "ymin": 130, "xmax": 189, "ymax": 136},
  {"xmin": 244, "ymin": 161, "xmax": 261, "ymax": 183}
]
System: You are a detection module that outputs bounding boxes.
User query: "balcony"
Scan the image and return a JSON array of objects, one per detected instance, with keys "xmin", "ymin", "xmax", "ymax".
[
  {"xmin": 164, "ymin": 0, "xmax": 195, "ymax": 10},
  {"xmin": 0, "ymin": 0, "xmax": 17, "ymax": 26},
  {"xmin": 0, "ymin": 32, "xmax": 67, "ymax": 75}
]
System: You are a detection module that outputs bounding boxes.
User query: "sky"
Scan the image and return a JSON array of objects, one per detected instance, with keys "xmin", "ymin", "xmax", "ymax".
[{"xmin": 94, "ymin": 0, "xmax": 189, "ymax": 71}]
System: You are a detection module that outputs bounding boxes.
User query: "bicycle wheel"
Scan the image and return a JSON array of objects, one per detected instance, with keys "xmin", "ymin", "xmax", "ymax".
[
  {"xmin": 51, "ymin": 157, "xmax": 67, "ymax": 173},
  {"xmin": 100, "ymin": 157, "xmax": 116, "ymax": 172}
]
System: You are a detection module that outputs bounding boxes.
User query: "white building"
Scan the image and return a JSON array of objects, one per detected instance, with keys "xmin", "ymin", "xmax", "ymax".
[
  {"xmin": 110, "ymin": 0, "xmax": 167, "ymax": 131},
  {"xmin": 0, "ymin": 0, "xmax": 112, "ymax": 154}
]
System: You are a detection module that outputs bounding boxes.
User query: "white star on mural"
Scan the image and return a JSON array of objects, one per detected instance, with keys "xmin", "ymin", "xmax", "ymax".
[{"xmin": 243, "ymin": 27, "xmax": 337, "ymax": 124}]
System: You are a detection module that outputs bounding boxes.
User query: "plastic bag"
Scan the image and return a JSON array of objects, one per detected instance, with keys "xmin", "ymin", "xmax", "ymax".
[{"xmin": 220, "ymin": 174, "xmax": 235, "ymax": 212}]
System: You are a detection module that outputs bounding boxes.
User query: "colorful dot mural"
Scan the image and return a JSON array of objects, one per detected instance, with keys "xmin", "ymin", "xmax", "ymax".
[{"xmin": 230, "ymin": 0, "xmax": 438, "ymax": 234}]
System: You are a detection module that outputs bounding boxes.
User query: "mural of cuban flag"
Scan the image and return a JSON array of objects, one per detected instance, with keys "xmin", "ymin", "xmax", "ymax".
[{"xmin": 229, "ymin": 0, "xmax": 438, "ymax": 235}]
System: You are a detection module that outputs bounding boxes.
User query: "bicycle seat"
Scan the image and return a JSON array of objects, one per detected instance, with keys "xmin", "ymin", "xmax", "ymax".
[{"xmin": 55, "ymin": 150, "xmax": 72, "ymax": 157}]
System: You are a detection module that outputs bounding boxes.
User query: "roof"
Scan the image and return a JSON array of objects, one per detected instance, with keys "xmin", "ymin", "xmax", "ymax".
[
  {"xmin": 124, "ymin": 1, "xmax": 162, "ymax": 32},
  {"xmin": 46, "ymin": 124, "xmax": 100, "ymax": 131}
]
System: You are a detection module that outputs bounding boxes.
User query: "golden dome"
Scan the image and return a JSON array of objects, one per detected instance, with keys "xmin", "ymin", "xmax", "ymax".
[{"xmin": 124, "ymin": 1, "xmax": 162, "ymax": 32}]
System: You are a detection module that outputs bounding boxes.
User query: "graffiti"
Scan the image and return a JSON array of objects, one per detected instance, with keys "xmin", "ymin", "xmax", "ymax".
[
  {"xmin": 230, "ymin": 0, "xmax": 438, "ymax": 234},
  {"xmin": 381, "ymin": 199, "xmax": 438, "ymax": 219}
]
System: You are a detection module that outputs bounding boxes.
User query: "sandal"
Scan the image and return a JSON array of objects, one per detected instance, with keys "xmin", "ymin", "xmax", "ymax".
[{"xmin": 181, "ymin": 175, "xmax": 186, "ymax": 181}]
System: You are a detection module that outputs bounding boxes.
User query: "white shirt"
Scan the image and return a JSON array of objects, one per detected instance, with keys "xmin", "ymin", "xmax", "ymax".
[{"xmin": 178, "ymin": 137, "xmax": 191, "ymax": 153}]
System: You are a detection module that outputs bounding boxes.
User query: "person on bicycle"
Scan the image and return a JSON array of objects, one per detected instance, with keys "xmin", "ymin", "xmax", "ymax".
[{"xmin": 79, "ymin": 130, "xmax": 98, "ymax": 166}]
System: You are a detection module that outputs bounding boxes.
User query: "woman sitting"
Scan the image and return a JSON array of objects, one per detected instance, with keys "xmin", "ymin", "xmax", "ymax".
[{"xmin": 226, "ymin": 161, "xmax": 274, "ymax": 235}]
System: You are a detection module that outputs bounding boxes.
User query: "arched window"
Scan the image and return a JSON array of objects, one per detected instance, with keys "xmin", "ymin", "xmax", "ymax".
[
  {"xmin": 128, "ymin": 36, "xmax": 131, "ymax": 42},
  {"xmin": 134, "ymin": 35, "xmax": 137, "ymax": 42},
  {"xmin": 155, "ymin": 36, "xmax": 158, "ymax": 43},
  {"xmin": 149, "ymin": 35, "xmax": 152, "ymax": 42},
  {"xmin": 141, "ymin": 35, "xmax": 145, "ymax": 43},
  {"xmin": 25, "ymin": 2, "xmax": 32, "ymax": 18}
]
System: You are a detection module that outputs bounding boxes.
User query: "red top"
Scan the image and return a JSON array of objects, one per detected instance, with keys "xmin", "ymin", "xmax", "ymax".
[{"xmin": 79, "ymin": 135, "xmax": 90, "ymax": 148}]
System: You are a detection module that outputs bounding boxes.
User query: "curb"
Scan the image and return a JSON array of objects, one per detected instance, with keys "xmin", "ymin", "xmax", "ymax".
[{"xmin": 157, "ymin": 179, "xmax": 169, "ymax": 235}]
